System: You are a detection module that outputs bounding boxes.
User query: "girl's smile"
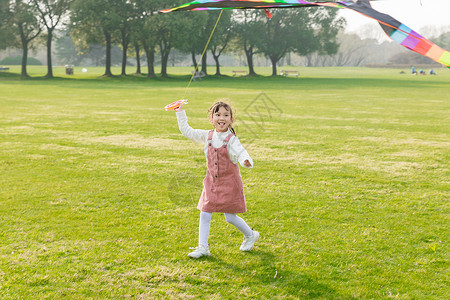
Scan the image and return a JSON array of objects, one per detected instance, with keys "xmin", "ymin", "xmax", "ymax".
[{"xmin": 209, "ymin": 106, "xmax": 234, "ymax": 132}]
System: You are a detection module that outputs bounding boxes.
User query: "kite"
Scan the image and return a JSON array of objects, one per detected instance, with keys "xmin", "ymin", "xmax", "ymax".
[{"xmin": 159, "ymin": 0, "xmax": 450, "ymax": 69}]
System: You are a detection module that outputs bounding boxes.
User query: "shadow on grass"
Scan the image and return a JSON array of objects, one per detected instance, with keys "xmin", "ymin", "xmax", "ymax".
[
  {"xmin": 1, "ymin": 71, "xmax": 444, "ymax": 92},
  {"xmin": 201, "ymin": 249, "xmax": 342, "ymax": 298},
  {"xmin": 0, "ymin": 71, "xmax": 20, "ymax": 80}
]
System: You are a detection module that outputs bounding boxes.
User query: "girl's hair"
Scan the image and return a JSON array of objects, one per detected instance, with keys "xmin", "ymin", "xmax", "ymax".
[{"xmin": 208, "ymin": 101, "xmax": 236, "ymax": 135}]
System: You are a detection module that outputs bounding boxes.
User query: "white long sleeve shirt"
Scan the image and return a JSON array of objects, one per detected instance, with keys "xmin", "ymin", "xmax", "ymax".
[{"xmin": 176, "ymin": 110, "xmax": 253, "ymax": 168}]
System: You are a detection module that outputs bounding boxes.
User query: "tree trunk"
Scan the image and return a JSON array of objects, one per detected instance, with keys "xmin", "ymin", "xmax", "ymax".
[
  {"xmin": 45, "ymin": 28, "xmax": 53, "ymax": 78},
  {"xmin": 201, "ymin": 52, "xmax": 207, "ymax": 75},
  {"xmin": 121, "ymin": 30, "xmax": 128, "ymax": 76},
  {"xmin": 213, "ymin": 53, "xmax": 221, "ymax": 76},
  {"xmin": 19, "ymin": 25, "xmax": 29, "ymax": 78},
  {"xmin": 135, "ymin": 43, "xmax": 141, "ymax": 74},
  {"xmin": 161, "ymin": 51, "xmax": 170, "ymax": 78},
  {"xmin": 171, "ymin": 50, "xmax": 176, "ymax": 67},
  {"xmin": 160, "ymin": 40, "xmax": 171, "ymax": 78},
  {"xmin": 191, "ymin": 51, "xmax": 198, "ymax": 71},
  {"xmin": 21, "ymin": 43, "xmax": 29, "ymax": 78},
  {"xmin": 271, "ymin": 57, "xmax": 277, "ymax": 76},
  {"xmin": 144, "ymin": 45, "xmax": 155, "ymax": 78},
  {"xmin": 121, "ymin": 45, "xmax": 127, "ymax": 76},
  {"xmin": 244, "ymin": 46, "xmax": 256, "ymax": 76},
  {"xmin": 104, "ymin": 30, "xmax": 113, "ymax": 77}
]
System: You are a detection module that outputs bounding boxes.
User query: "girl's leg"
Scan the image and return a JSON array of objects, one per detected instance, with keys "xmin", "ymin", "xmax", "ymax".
[
  {"xmin": 224, "ymin": 213, "xmax": 260, "ymax": 252},
  {"xmin": 199, "ymin": 211, "xmax": 213, "ymax": 248},
  {"xmin": 224, "ymin": 213, "xmax": 253, "ymax": 237}
]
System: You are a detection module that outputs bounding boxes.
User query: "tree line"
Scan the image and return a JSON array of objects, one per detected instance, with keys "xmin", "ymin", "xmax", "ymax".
[{"xmin": 0, "ymin": 0, "xmax": 344, "ymax": 78}]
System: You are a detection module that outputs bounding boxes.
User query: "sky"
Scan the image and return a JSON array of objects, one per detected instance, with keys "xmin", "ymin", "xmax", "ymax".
[{"xmin": 339, "ymin": 0, "xmax": 450, "ymax": 33}]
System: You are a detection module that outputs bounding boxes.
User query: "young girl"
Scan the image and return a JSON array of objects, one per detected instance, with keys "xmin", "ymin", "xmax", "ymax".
[{"xmin": 174, "ymin": 101, "xmax": 259, "ymax": 258}]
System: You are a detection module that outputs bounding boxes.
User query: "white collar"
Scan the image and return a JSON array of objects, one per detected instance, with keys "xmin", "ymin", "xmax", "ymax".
[{"xmin": 214, "ymin": 129, "xmax": 232, "ymax": 136}]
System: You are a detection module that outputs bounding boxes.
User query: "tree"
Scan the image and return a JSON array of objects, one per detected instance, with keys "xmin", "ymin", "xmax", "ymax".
[
  {"xmin": 234, "ymin": 10, "xmax": 265, "ymax": 76},
  {"xmin": 388, "ymin": 49, "xmax": 438, "ymax": 66},
  {"xmin": 114, "ymin": 0, "xmax": 140, "ymax": 76},
  {"xmin": 209, "ymin": 10, "xmax": 232, "ymax": 76},
  {"xmin": 132, "ymin": 0, "xmax": 162, "ymax": 78},
  {"xmin": 10, "ymin": 0, "xmax": 42, "ymax": 78},
  {"xmin": 156, "ymin": 15, "xmax": 174, "ymax": 78},
  {"xmin": 128, "ymin": 0, "xmax": 145, "ymax": 75},
  {"xmin": 419, "ymin": 25, "xmax": 450, "ymax": 43},
  {"xmin": 198, "ymin": 11, "xmax": 229, "ymax": 75},
  {"xmin": 256, "ymin": 8, "xmax": 343, "ymax": 75},
  {"xmin": 129, "ymin": 16, "xmax": 144, "ymax": 75},
  {"xmin": 434, "ymin": 31, "xmax": 450, "ymax": 49},
  {"xmin": 31, "ymin": 0, "xmax": 72, "ymax": 77},
  {"xmin": 55, "ymin": 32, "xmax": 122, "ymax": 67},
  {"xmin": 175, "ymin": 12, "xmax": 208, "ymax": 72},
  {"xmin": 153, "ymin": 9, "xmax": 186, "ymax": 78},
  {"xmin": 71, "ymin": 0, "xmax": 121, "ymax": 77},
  {"xmin": 233, "ymin": 7, "xmax": 342, "ymax": 73},
  {"xmin": 0, "ymin": 0, "xmax": 16, "ymax": 50},
  {"xmin": 55, "ymin": 30, "xmax": 84, "ymax": 65},
  {"xmin": 292, "ymin": 7, "xmax": 344, "ymax": 68},
  {"xmin": 140, "ymin": 17, "xmax": 158, "ymax": 78},
  {"xmin": 258, "ymin": 10, "xmax": 299, "ymax": 76},
  {"xmin": 140, "ymin": 21, "xmax": 157, "ymax": 78},
  {"xmin": 319, "ymin": 32, "xmax": 370, "ymax": 67}
]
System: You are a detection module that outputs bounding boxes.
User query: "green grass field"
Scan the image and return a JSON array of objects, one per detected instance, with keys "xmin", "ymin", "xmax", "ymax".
[{"xmin": 1, "ymin": 66, "xmax": 449, "ymax": 299}]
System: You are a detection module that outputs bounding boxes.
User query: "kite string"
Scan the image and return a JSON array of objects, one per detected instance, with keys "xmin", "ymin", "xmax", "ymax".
[{"xmin": 183, "ymin": 10, "xmax": 223, "ymax": 100}]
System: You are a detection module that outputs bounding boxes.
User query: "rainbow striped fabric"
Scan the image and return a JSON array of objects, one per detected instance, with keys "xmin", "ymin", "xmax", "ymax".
[
  {"xmin": 379, "ymin": 23, "xmax": 450, "ymax": 69},
  {"xmin": 160, "ymin": 0, "xmax": 450, "ymax": 68}
]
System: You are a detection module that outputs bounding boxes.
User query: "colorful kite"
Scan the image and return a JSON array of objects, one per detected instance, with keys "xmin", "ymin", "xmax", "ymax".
[{"xmin": 160, "ymin": 0, "xmax": 450, "ymax": 68}]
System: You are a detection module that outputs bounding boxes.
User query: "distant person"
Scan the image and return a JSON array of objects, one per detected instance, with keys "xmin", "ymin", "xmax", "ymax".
[
  {"xmin": 174, "ymin": 101, "xmax": 259, "ymax": 258},
  {"xmin": 419, "ymin": 68, "xmax": 426, "ymax": 75},
  {"xmin": 429, "ymin": 68, "xmax": 437, "ymax": 75},
  {"xmin": 411, "ymin": 66, "xmax": 417, "ymax": 75}
]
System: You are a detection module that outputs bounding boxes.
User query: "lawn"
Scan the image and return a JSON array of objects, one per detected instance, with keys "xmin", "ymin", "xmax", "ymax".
[{"xmin": 0, "ymin": 66, "xmax": 449, "ymax": 299}]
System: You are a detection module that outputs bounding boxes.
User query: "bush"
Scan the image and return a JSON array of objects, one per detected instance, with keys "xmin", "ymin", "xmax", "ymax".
[{"xmin": 0, "ymin": 56, "xmax": 42, "ymax": 65}]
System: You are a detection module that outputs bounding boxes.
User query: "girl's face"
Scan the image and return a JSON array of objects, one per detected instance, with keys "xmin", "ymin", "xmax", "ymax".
[{"xmin": 209, "ymin": 106, "xmax": 234, "ymax": 132}]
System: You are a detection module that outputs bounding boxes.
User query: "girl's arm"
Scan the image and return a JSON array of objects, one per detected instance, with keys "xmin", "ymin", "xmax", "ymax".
[
  {"xmin": 229, "ymin": 136, "xmax": 254, "ymax": 168},
  {"xmin": 175, "ymin": 108, "xmax": 206, "ymax": 144}
]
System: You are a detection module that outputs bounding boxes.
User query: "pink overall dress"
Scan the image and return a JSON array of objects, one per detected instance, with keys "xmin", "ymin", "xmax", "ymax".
[{"xmin": 198, "ymin": 130, "xmax": 246, "ymax": 213}]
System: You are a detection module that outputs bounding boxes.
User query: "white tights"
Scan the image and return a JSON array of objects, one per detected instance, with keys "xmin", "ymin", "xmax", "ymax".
[{"xmin": 199, "ymin": 211, "xmax": 253, "ymax": 248}]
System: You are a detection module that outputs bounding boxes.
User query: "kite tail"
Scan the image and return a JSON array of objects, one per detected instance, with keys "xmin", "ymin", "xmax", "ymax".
[
  {"xmin": 380, "ymin": 24, "xmax": 450, "ymax": 68},
  {"xmin": 360, "ymin": 0, "xmax": 450, "ymax": 68},
  {"xmin": 379, "ymin": 23, "xmax": 450, "ymax": 68}
]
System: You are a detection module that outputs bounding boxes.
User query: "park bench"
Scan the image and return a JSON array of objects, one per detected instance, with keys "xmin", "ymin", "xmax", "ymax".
[
  {"xmin": 280, "ymin": 70, "xmax": 299, "ymax": 77},
  {"xmin": 65, "ymin": 65, "xmax": 74, "ymax": 75},
  {"xmin": 192, "ymin": 71, "xmax": 206, "ymax": 81},
  {"xmin": 232, "ymin": 70, "xmax": 248, "ymax": 77},
  {"xmin": 0, "ymin": 67, "xmax": 10, "ymax": 71}
]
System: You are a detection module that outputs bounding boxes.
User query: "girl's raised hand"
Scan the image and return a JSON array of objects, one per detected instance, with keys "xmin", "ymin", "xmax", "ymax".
[{"xmin": 175, "ymin": 104, "xmax": 184, "ymax": 112}]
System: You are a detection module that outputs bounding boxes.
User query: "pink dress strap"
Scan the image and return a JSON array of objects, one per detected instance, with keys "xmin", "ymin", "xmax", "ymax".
[
  {"xmin": 222, "ymin": 133, "xmax": 234, "ymax": 147},
  {"xmin": 207, "ymin": 130, "xmax": 214, "ymax": 145}
]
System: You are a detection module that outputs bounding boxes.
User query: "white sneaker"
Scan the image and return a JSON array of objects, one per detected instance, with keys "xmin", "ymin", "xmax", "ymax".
[
  {"xmin": 188, "ymin": 245, "xmax": 211, "ymax": 258},
  {"xmin": 240, "ymin": 230, "xmax": 260, "ymax": 251}
]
